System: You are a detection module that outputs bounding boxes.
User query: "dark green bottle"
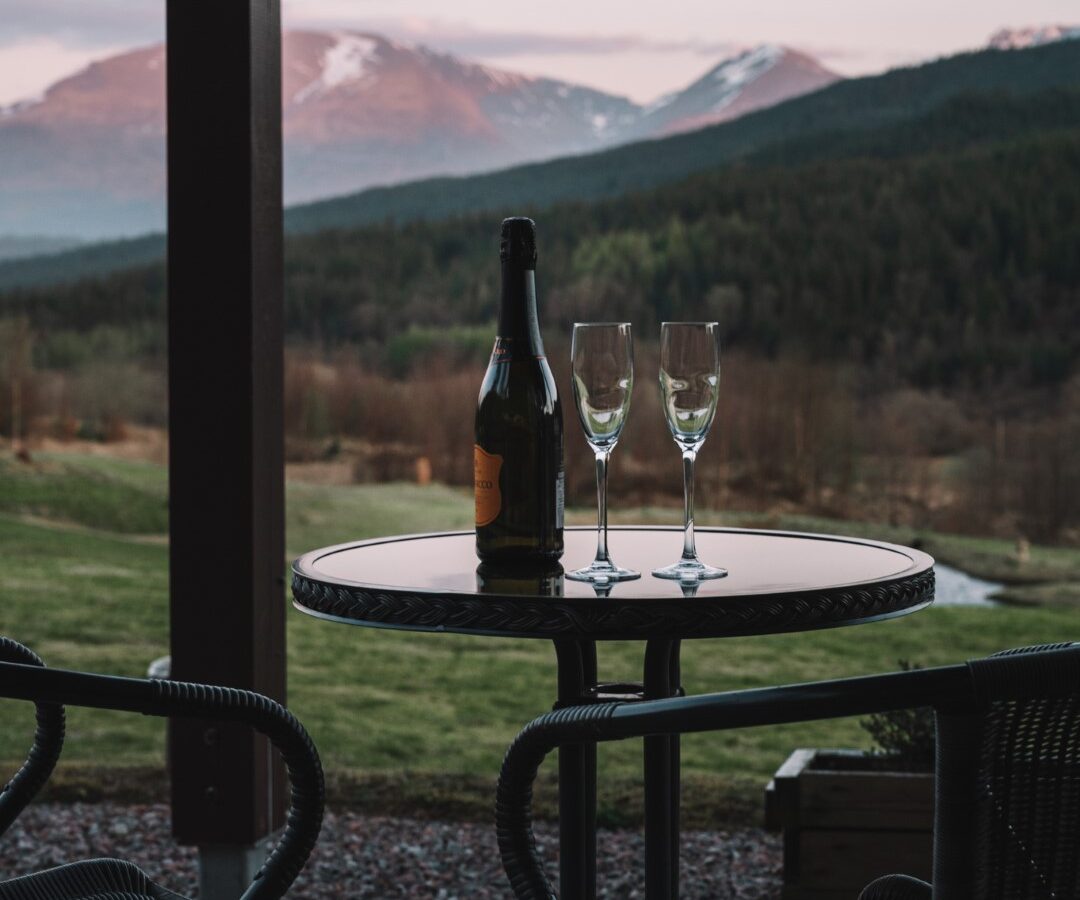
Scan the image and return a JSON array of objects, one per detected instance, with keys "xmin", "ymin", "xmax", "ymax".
[{"xmin": 474, "ymin": 217, "xmax": 564, "ymax": 562}]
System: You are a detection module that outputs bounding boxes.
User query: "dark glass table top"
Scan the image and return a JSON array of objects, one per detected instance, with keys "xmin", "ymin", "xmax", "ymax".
[{"xmin": 291, "ymin": 527, "xmax": 935, "ymax": 640}]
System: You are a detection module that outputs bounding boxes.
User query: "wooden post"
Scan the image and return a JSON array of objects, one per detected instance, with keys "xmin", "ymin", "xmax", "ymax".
[{"xmin": 166, "ymin": 0, "xmax": 286, "ymax": 851}]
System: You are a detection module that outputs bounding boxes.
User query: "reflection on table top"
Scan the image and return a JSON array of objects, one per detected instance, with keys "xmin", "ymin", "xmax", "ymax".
[{"xmin": 296, "ymin": 527, "xmax": 931, "ymax": 601}]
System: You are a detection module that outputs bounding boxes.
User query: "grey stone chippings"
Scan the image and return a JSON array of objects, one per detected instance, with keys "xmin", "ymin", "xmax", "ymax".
[{"xmin": 0, "ymin": 803, "xmax": 782, "ymax": 898}]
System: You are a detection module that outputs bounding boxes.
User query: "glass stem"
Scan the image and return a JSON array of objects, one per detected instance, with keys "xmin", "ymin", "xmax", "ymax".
[
  {"xmin": 681, "ymin": 448, "xmax": 698, "ymax": 561},
  {"xmin": 594, "ymin": 449, "xmax": 610, "ymax": 564}
]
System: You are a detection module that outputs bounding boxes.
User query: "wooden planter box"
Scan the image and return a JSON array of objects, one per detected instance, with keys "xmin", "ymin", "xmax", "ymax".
[{"xmin": 764, "ymin": 749, "xmax": 933, "ymax": 899}]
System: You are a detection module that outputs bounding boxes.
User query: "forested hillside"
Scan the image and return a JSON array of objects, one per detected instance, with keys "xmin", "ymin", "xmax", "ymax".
[{"xmin": 5, "ymin": 126, "xmax": 1078, "ymax": 391}]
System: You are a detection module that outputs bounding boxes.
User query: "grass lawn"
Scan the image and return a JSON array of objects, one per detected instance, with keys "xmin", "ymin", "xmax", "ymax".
[{"xmin": 1, "ymin": 452, "xmax": 1078, "ymax": 810}]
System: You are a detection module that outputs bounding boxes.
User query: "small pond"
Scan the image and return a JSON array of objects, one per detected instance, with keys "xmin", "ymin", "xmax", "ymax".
[{"xmin": 933, "ymin": 564, "xmax": 1002, "ymax": 606}]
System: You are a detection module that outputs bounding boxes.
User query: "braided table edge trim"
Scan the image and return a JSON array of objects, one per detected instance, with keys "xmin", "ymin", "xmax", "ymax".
[{"xmin": 290, "ymin": 568, "xmax": 935, "ymax": 639}]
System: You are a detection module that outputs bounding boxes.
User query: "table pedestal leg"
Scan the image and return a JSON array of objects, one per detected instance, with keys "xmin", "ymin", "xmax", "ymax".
[
  {"xmin": 644, "ymin": 639, "xmax": 681, "ymax": 900},
  {"xmin": 554, "ymin": 639, "xmax": 598, "ymax": 900}
]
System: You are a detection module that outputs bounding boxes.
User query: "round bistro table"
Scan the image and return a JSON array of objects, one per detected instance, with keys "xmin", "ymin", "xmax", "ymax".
[{"xmin": 292, "ymin": 526, "xmax": 935, "ymax": 900}]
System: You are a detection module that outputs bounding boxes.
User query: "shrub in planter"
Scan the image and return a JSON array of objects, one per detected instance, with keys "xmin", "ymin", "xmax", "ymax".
[{"xmin": 764, "ymin": 662, "xmax": 934, "ymax": 899}]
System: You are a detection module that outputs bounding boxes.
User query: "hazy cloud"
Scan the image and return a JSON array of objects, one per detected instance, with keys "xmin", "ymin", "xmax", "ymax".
[
  {"xmin": 410, "ymin": 31, "xmax": 738, "ymax": 58},
  {"xmin": 1, "ymin": 3, "xmax": 736, "ymax": 61},
  {"xmin": 0, "ymin": 0, "xmax": 162, "ymax": 49},
  {"xmin": 804, "ymin": 42, "xmax": 930, "ymax": 73},
  {"xmin": 286, "ymin": 13, "xmax": 740, "ymax": 59}
]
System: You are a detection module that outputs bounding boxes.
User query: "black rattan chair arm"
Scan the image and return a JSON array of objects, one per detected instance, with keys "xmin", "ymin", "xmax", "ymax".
[
  {"xmin": 607, "ymin": 663, "xmax": 975, "ymax": 738},
  {"xmin": 497, "ymin": 663, "xmax": 974, "ymax": 899},
  {"xmin": 858, "ymin": 874, "xmax": 933, "ymax": 899},
  {"xmin": 970, "ymin": 642, "xmax": 1080, "ymax": 704},
  {"xmin": 0, "ymin": 639, "xmax": 65, "ymax": 838},
  {"xmin": 497, "ymin": 704, "xmax": 623, "ymax": 900},
  {"xmin": 0, "ymin": 661, "xmax": 323, "ymax": 900}
]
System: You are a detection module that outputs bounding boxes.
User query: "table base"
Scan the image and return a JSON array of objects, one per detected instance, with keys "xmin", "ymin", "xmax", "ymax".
[{"xmin": 553, "ymin": 638, "xmax": 683, "ymax": 900}]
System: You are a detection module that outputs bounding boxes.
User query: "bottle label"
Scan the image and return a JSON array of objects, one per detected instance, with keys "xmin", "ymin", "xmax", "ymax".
[
  {"xmin": 474, "ymin": 445, "xmax": 503, "ymax": 527},
  {"xmin": 492, "ymin": 339, "xmax": 513, "ymax": 363},
  {"xmin": 556, "ymin": 469, "xmax": 565, "ymax": 529}
]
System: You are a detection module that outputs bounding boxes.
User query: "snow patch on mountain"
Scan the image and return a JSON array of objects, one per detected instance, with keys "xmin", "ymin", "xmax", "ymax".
[
  {"xmin": 642, "ymin": 91, "xmax": 678, "ymax": 116},
  {"xmin": 294, "ymin": 33, "xmax": 379, "ymax": 103},
  {"xmin": 713, "ymin": 45, "xmax": 783, "ymax": 88},
  {"xmin": 1, "ymin": 96, "xmax": 42, "ymax": 116},
  {"xmin": 477, "ymin": 64, "xmax": 532, "ymax": 91},
  {"xmin": 989, "ymin": 25, "xmax": 1080, "ymax": 50},
  {"xmin": 322, "ymin": 34, "xmax": 379, "ymax": 87},
  {"xmin": 709, "ymin": 44, "xmax": 783, "ymax": 112}
]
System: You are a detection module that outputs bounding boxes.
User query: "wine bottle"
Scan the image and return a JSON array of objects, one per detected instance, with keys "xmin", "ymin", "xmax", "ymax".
[{"xmin": 475, "ymin": 217, "xmax": 564, "ymax": 562}]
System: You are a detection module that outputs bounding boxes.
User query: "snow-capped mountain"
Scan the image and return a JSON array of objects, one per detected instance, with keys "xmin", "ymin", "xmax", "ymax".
[
  {"xmin": 281, "ymin": 31, "xmax": 640, "ymax": 202},
  {"xmin": 988, "ymin": 25, "xmax": 1080, "ymax": 50},
  {"xmin": 629, "ymin": 45, "xmax": 839, "ymax": 139},
  {"xmin": 0, "ymin": 31, "xmax": 839, "ymax": 239}
]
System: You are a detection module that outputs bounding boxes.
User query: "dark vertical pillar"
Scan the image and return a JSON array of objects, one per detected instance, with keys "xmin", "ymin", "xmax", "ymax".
[{"xmin": 166, "ymin": 0, "xmax": 286, "ymax": 845}]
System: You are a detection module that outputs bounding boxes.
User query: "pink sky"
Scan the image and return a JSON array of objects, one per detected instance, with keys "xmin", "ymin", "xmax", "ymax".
[{"xmin": 1, "ymin": 0, "xmax": 1078, "ymax": 105}]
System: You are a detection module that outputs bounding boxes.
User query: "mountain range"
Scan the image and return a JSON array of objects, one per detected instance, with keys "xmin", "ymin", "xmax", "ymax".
[
  {"xmin": 2, "ymin": 33, "xmax": 1079, "ymax": 292},
  {"xmin": 0, "ymin": 31, "xmax": 837, "ymax": 240}
]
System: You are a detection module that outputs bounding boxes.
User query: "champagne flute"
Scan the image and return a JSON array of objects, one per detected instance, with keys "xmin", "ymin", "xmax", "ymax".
[
  {"xmin": 653, "ymin": 322, "xmax": 726, "ymax": 581},
  {"xmin": 567, "ymin": 323, "xmax": 640, "ymax": 584}
]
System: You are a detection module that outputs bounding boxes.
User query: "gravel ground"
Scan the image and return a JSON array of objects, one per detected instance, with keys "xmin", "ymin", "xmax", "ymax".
[{"xmin": 0, "ymin": 803, "xmax": 781, "ymax": 898}]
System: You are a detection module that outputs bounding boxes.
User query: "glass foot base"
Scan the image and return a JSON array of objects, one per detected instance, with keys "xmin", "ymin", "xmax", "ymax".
[
  {"xmin": 652, "ymin": 559, "xmax": 727, "ymax": 581},
  {"xmin": 566, "ymin": 561, "xmax": 640, "ymax": 584}
]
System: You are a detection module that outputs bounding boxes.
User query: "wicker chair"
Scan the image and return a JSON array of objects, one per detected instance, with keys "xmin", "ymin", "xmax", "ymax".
[
  {"xmin": 0, "ymin": 637, "xmax": 324, "ymax": 900},
  {"xmin": 496, "ymin": 641, "xmax": 1080, "ymax": 899}
]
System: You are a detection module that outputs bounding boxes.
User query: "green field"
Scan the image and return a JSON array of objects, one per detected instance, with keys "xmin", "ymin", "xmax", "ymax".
[{"xmin": 1, "ymin": 453, "xmax": 1078, "ymax": 818}]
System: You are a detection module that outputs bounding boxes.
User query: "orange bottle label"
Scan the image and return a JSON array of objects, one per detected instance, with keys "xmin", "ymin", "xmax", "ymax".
[{"xmin": 474, "ymin": 445, "xmax": 503, "ymax": 527}]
